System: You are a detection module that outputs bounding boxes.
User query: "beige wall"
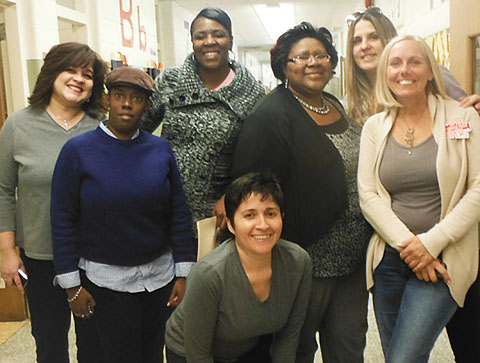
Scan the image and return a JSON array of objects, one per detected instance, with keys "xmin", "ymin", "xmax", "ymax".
[
  {"xmin": 1, "ymin": 0, "xmax": 158, "ymax": 112},
  {"xmin": 450, "ymin": 0, "xmax": 480, "ymax": 92}
]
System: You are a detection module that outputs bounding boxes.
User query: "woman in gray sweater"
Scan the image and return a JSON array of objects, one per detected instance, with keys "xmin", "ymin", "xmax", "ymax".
[
  {"xmin": 165, "ymin": 171, "xmax": 312, "ymax": 363},
  {"xmin": 0, "ymin": 42, "xmax": 106, "ymax": 363}
]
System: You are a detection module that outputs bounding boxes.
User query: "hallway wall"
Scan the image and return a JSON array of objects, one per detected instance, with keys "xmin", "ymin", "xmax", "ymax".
[
  {"xmin": 450, "ymin": 0, "xmax": 480, "ymax": 92},
  {"xmin": 1, "ymin": 0, "xmax": 158, "ymax": 112}
]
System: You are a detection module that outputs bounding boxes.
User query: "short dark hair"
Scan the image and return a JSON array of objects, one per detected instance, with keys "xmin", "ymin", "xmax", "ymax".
[
  {"xmin": 270, "ymin": 22, "xmax": 338, "ymax": 82},
  {"xmin": 28, "ymin": 42, "xmax": 107, "ymax": 119},
  {"xmin": 225, "ymin": 171, "xmax": 284, "ymax": 228},
  {"xmin": 190, "ymin": 7, "xmax": 233, "ymax": 38}
]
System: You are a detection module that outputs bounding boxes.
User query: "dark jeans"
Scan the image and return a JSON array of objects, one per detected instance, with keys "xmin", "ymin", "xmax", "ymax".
[
  {"xmin": 296, "ymin": 266, "xmax": 368, "ymax": 363},
  {"xmin": 446, "ymin": 251, "xmax": 480, "ymax": 363},
  {"xmin": 83, "ymin": 274, "xmax": 174, "ymax": 363},
  {"xmin": 21, "ymin": 251, "xmax": 95, "ymax": 363}
]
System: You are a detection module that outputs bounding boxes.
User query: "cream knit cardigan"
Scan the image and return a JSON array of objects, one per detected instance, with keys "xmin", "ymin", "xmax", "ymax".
[{"xmin": 358, "ymin": 94, "xmax": 480, "ymax": 306}]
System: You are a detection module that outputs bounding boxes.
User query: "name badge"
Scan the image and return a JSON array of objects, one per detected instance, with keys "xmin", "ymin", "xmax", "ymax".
[{"xmin": 446, "ymin": 117, "xmax": 471, "ymax": 139}]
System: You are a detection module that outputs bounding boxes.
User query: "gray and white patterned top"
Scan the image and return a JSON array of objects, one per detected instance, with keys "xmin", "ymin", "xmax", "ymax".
[{"xmin": 142, "ymin": 54, "xmax": 265, "ymax": 226}]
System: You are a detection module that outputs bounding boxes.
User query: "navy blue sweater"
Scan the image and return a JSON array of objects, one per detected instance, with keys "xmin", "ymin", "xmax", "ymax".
[{"xmin": 51, "ymin": 127, "xmax": 195, "ymax": 274}]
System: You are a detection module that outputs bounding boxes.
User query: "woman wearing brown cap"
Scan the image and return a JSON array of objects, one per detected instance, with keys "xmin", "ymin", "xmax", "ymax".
[{"xmin": 51, "ymin": 66, "xmax": 195, "ymax": 363}]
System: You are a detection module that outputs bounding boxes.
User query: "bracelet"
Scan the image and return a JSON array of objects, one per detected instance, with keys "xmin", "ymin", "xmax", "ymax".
[{"xmin": 67, "ymin": 286, "xmax": 83, "ymax": 303}]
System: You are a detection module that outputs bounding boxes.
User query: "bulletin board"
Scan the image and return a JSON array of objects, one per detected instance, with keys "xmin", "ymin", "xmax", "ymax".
[{"xmin": 425, "ymin": 29, "xmax": 451, "ymax": 68}]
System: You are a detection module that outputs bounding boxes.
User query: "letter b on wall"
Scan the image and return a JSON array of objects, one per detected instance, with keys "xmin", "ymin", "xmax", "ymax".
[
  {"xmin": 120, "ymin": 0, "xmax": 147, "ymax": 51},
  {"xmin": 120, "ymin": 0, "xmax": 134, "ymax": 48}
]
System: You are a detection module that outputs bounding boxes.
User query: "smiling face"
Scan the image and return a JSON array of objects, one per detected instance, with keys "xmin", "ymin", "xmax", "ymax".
[
  {"xmin": 352, "ymin": 20, "xmax": 384, "ymax": 77},
  {"xmin": 386, "ymin": 39, "xmax": 433, "ymax": 104},
  {"xmin": 227, "ymin": 193, "xmax": 282, "ymax": 258},
  {"xmin": 284, "ymin": 37, "xmax": 333, "ymax": 98},
  {"xmin": 107, "ymin": 86, "xmax": 149, "ymax": 140},
  {"xmin": 191, "ymin": 17, "xmax": 232, "ymax": 72},
  {"xmin": 51, "ymin": 66, "xmax": 94, "ymax": 107}
]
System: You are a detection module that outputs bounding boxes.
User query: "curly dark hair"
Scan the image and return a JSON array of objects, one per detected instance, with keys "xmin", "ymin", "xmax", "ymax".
[
  {"xmin": 270, "ymin": 22, "xmax": 338, "ymax": 83},
  {"xmin": 28, "ymin": 42, "xmax": 107, "ymax": 119}
]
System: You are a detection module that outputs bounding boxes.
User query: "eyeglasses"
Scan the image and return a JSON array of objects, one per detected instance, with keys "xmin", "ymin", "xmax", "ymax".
[
  {"xmin": 288, "ymin": 54, "xmax": 331, "ymax": 65},
  {"xmin": 345, "ymin": 7, "xmax": 383, "ymax": 27}
]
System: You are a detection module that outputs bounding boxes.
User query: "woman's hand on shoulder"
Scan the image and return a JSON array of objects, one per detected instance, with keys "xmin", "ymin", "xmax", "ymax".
[
  {"xmin": 67, "ymin": 286, "xmax": 96, "ymax": 319},
  {"xmin": 399, "ymin": 235, "xmax": 434, "ymax": 271},
  {"xmin": 414, "ymin": 259, "xmax": 451, "ymax": 283},
  {"xmin": 167, "ymin": 277, "xmax": 186, "ymax": 307},
  {"xmin": 459, "ymin": 94, "xmax": 480, "ymax": 115}
]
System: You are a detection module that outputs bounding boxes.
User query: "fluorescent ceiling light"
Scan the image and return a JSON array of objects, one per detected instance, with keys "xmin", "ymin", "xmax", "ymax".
[{"xmin": 254, "ymin": 3, "xmax": 295, "ymax": 43}]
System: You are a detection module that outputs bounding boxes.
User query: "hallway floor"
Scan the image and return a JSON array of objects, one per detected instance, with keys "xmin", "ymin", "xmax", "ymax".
[{"xmin": 0, "ymin": 299, "xmax": 455, "ymax": 362}]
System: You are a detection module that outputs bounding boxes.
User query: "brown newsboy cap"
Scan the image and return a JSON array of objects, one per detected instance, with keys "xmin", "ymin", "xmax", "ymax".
[{"xmin": 105, "ymin": 67, "xmax": 154, "ymax": 94}]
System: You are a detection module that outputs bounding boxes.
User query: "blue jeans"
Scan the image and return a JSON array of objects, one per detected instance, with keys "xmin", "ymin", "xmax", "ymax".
[{"xmin": 372, "ymin": 245, "xmax": 458, "ymax": 363}]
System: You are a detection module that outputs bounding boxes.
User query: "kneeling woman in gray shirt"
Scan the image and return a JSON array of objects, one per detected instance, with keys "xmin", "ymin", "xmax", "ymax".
[{"xmin": 165, "ymin": 171, "xmax": 312, "ymax": 363}]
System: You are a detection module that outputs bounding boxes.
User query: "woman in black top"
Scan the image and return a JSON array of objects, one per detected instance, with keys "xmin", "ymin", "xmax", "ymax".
[{"xmin": 232, "ymin": 22, "xmax": 372, "ymax": 363}]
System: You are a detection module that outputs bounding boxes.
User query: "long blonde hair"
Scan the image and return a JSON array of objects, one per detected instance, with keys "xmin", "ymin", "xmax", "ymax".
[{"xmin": 345, "ymin": 8, "xmax": 397, "ymax": 125}]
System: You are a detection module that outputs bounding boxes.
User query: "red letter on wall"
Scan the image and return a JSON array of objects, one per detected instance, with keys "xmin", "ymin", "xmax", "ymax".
[
  {"xmin": 120, "ymin": 0, "xmax": 134, "ymax": 48},
  {"xmin": 138, "ymin": 5, "xmax": 146, "ymax": 51}
]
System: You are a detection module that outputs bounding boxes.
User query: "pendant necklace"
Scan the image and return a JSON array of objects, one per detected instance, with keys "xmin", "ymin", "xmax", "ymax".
[
  {"xmin": 400, "ymin": 106, "xmax": 428, "ymax": 155},
  {"xmin": 53, "ymin": 113, "xmax": 69, "ymax": 129},
  {"xmin": 292, "ymin": 93, "xmax": 330, "ymax": 115},
  {"xmin": 47, "ymin": 106, "xmax": 72, "ymax": 129},
  {"xmin": 403, "ymin": 122, "xmax": 415, "ymax": 155}
]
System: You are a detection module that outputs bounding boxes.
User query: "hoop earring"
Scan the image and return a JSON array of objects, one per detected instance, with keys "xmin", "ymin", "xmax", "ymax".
[{"xmin": 284, "ymin": 78, "xmax": 289, "ymax": 89}]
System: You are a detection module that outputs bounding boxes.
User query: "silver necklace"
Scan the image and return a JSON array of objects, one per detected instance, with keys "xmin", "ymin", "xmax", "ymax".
[
  {"xmin": 292, "ymin": 93, "xmax": 330, "ymax": 115},
  {"xmin": 53, "ymin": 113, "xmax": 69, "ymax": 128}
]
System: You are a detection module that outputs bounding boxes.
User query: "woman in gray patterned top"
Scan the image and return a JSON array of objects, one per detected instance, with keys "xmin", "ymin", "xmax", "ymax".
[
  {"xmin": 141, "ymin": 7, "xmax": 265, "ymax": 232},
  {"xmin": 232, "ymin": 23, "xmax": 372, "ymax": 363}
]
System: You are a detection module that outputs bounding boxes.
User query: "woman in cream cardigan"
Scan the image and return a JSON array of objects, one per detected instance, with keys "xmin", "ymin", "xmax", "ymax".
[{"xmin": 358, "ymin": 35, "xmax": 480, "ymax": 363}]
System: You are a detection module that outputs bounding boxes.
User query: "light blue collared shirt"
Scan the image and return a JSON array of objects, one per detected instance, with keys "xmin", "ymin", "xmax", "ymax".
[{"xmin": 54, "ymin": 122, "xmax": 193, "ymax": 292}]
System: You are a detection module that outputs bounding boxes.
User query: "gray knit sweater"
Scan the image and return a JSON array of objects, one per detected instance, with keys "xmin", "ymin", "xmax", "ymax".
[
  {"xmin": 0, "ymin": 106, "xmax": 99, "ymax": 260},
  {"xmin": 141, "ymin": 54, "xmax": 265, "ymax": 224}
]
